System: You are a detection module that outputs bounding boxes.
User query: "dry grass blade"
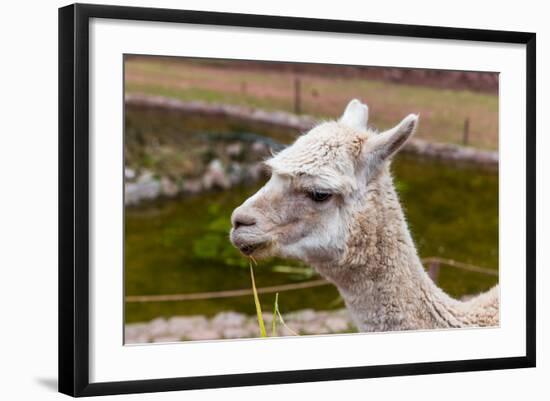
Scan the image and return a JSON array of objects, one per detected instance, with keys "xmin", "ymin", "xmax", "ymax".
[
  {"xmin": 272, "ymin": 293, "xmax": 279, "ymax": 337},
  {"xmin": 274, "ymin": 295, "xmax": 299, "ymax": 336}
]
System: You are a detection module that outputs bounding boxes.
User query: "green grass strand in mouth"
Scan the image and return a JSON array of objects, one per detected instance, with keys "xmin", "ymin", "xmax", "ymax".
[{"xmin": 249, "ymin": 260, "xmax": 267, "ymax": 337}]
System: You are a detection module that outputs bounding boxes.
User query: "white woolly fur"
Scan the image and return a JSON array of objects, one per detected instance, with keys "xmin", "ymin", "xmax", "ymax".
[{"xmin": 230, "ymin": 99, "xmax": 499, "ymax": 332}]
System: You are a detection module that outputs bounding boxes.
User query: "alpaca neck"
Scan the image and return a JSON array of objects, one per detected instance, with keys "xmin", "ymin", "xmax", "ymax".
[{"xmin": 314, "ymin": 169, "xmax": 464, "ymax": 332}]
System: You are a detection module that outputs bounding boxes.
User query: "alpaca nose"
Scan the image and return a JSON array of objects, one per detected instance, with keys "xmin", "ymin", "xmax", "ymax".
[{"xmin": 231, "ymin": 210, "xmax": 257, "ymax": 229}]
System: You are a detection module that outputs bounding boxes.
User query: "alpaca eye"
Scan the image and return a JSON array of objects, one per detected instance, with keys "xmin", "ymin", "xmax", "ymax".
[{"xmin": 308, "ymin": 190, "xmax": 332, "ymax": 202}]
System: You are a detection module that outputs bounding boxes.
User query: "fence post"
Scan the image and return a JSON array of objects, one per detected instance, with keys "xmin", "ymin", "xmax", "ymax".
[
  {"xmin": 462, "ymin": 117, "xmax": 470, "ymax": 146},
  {"xmin": 294, "ymin": 77, "xmax": 301, "ymax": 114},
  {"xmin": 428, "ymin": 260, "xmax": 440, "ymax": 283}
]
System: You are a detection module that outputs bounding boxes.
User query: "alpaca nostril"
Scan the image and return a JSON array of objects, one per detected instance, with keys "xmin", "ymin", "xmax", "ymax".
[{"xmin": 233, "ymin": 214, "xmax": 257, "ymax": 229}]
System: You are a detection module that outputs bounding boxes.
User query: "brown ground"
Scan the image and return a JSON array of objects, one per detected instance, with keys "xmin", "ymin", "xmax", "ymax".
[{"xmin": 125, "ymin": 56, "xmax": 499, "ymax": 150}]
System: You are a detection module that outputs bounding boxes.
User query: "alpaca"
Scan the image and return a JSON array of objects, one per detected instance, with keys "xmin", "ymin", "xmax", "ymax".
[{"xmin": 229, "ymin": 99, "xmax": 499, "ymax": 332}]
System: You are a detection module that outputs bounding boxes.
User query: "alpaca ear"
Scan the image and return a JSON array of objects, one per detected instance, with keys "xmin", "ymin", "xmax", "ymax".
[
  {"xmin": 365, "ymin": 114, "xmax": 419, "ymax": 163},
  {"xmin": 339, "ymin": 99, "xmax": 369, "ymax": 131}
]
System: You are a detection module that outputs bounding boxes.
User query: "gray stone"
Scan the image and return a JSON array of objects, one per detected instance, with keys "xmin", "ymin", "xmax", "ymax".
[
  {"xmin": 152, "ymin": 336, "xmax": 181, "ymax": 343},
  {"xmin": 136, "ymin": 170, "xmax": 154, "ymax": 184},
  {"xmin": 160, "ymin": 176, "xmax": 179, "ymax": 197},
  {"xmin": 301, "ymin": 322, "xmax": 330, "ymax": 335},
  {"xmin": 168, "ymin": 316, "xmax": 208, "ymax": 336},
  {"xmin": 212, "ymin": 311, "xmax": 247, "ymax": 328},
  {"xmin": 251, "ymin": 141, "xmax": 269, "ymax": 155},
  {"xmin": 222, "ymin": 327, "xmax": 251, "ymax": 339},
  {"xmin": 125, "ymin": 172, "xmax": 161, "ymax": 205},
  {"xmin": 124, "ymin": 323, "xmax": 151, "ymax": 344},
  {"xmin": 182, "ymin": 178, "xmax": 203, "ymax": 194},
  {"xmin": 125, "ymin": 167, "xmax": 136, "ymax": 180},
  {"xmin": 125, "ymin": 334, "xmax": 151, "ymax": 344},
  {"xmin": 186, "ymin": 328, "xmax": 221, "ymax": 341},
  {"xmin": 243, "ymin": 320, "xmax": 262, "ymax": 336},
  {"xmin": 202, "ymin": 159, "xmax": 231, "ymax": 190},
  {"xmin": 226, "ymin": 142, "xmax": 243, "ymax": 158},
  {"xmin": 148, "ymin": 317, "xmax": 169, "ymax": 338},
  {"xmin": 325, "ymin": 316, "xmax": 350, "ymax": 332},
  {"xmin": 261, "ymin": 313, "xmax": 273, "ymax": 325},
  {"xmin": 125, "ymin": 323, "xmax": 148, "ymax": 339},
  {"xmin": 286, "ymin": 309, "xmax": 316, "ymax": 323}
]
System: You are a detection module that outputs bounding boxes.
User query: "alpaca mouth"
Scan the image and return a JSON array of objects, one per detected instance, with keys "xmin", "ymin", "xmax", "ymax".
[
  {"xmin": 230, "ymin": 226, "xmax": 270, "ymax": 256},
  {"xmin": 238, "ymin": 242, "xmax": 267, "ymax": 256}
]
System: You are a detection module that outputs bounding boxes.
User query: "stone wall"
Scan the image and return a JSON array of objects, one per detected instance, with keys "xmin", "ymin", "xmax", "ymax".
[
  {"xmin": 126, "ymin": 94, "xmax": 498, "ymax": 168},
  {"xmin": 125, "ymin": 309, "xmax": 354, "ymax": 344},
  {"xmin": 125, "ymin": 96, "xmax": 498, "ymax": 206}
]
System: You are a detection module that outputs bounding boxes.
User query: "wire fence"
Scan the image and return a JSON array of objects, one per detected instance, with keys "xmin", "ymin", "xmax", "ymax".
[{"xmin": 125, "ymin": 257, "xmax": 497, "ymax": 303}]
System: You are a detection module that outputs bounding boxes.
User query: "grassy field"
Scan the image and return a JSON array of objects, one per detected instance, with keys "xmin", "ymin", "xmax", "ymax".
[{"xmin": 125, "ymin": 57, "xmax": 499, "ymax": 150}]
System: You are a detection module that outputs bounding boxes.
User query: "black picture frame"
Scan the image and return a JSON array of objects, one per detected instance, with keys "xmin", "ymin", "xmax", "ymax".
[{"xmin": 58, "ymin": 3, "xmax": 536, "ymax": 397}]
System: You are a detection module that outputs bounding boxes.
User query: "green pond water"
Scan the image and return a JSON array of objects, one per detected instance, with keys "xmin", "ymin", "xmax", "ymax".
[{"xmin": 124, "ymin": 108, "xmax": 499, "ymax": 324}]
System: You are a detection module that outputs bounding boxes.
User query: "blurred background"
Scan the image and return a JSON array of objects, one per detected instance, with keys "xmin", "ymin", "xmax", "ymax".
[{"xmin": 124, "ymin": 56, "xmax": 499, "ymax": 343}]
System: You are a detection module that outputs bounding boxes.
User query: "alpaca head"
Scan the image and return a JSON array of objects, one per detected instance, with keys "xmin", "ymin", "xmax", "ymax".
[{"xmin": 230, "ymin": 99, "xmax": 418, "ymax": 267}]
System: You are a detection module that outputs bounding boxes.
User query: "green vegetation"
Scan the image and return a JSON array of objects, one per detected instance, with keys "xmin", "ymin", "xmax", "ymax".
[{"xmin": 125, "ymin": 156, "xmax": 498, "ymax": 323}]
